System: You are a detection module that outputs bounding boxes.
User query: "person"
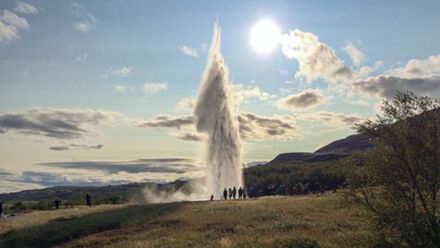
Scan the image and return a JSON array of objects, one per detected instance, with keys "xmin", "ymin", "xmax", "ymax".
[
  {"xmin": 238, "ymin": 187, "xmax": 243, "ymax": 199},
  {"xmin": 210, "ymin": 194, "xmax": 214, "ymax": 201},
  {"xmin": 0, "ymin": 201, "xmax": 3, "ymax": 217},
  {"xmin": 232, "ymin": 187, "xmax": 237, "ymax": 199},
  {"xmin": 54, "ymin": 198, "xmax": 61, "ymax": 209},
  {"xmin": 243, "ymin": 188, "xmax": 247, "ymax": 199},
  {"xmin": 223, "ymin": 188, "xmax": 228, "ymax": 200},
  {"xmin": 86, "ymin": 193, "xmax": 92, "ymax": 207},
  {"xmin": 228, "ymin": 188, "xmax": 232, "ymax": 200}
]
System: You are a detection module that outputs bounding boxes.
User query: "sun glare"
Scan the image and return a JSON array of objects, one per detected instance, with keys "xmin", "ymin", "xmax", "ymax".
[{"xmin": 250, "ymin": 19, "xmax": 281, "ymax": 55}]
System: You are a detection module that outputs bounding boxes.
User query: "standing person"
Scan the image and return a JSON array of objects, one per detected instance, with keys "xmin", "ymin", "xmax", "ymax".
[
  {"xmin": 86, "ymin": 193, "xmax": 92, "ymax": 207},
  {"xmin": 243, "ymin": 188, "xmax": 247, "ymax": 199},
  {"xmin": 0, "ymin": 201, "xmax": 3, "ymax": 217},
  {"xmin": 210, "ymin": 194, "xmax": 214, "ymax": 201},
  {"xmin": 232, "ymin": 187, "xmax": 237, "ymax": 199},
  {"xmin": 228, "ymin": 188, "xmax": 232, "ymax": 200},
  {"xmin": 223, "ymin": 188, "xmax": 228, "ymax": 200},
  {"xmin": 54, "ymin": 198, "xmax": 60, "ymax": 209},
  {"xmin": 238, "ymin": 187, "xmax": 243, "ymax": 199}
]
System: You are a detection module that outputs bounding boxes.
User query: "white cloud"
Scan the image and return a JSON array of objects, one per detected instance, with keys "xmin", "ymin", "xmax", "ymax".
[
  {"xmin": 353, "ymin": 54, "xmax": 440, "ymax": 98},
  {"xmin": 181, "ymin": 45, "xmax": 199, "ymax": 58},
  {"xmin": 0, "ymin": 108, "xmax": 121, "ymax": 139},
  {"xmin": 0, "ymin": 19, "xmax": 20, "ymax": 42},
  {"xmin": 174, "ymin": 97, "xmax": 196, "ymax": 112},
  {"xmin": 136, "ymin": 112, "xmax": 299, "ymax": 142},
  {"xmin": 113, "ymin": 85, "xmax": 127, "ymax": 93},
  {"xmin": 73, "ymin": 22, "xmax": 93, "ymax": 32},
  {"xmin": 1, "ymin": 10, "xmax": 28, "ymax": 29},
  {"xmin": 233, "ymin": 84, "xmax": 277, "ymax": 104},
  {"xmin": 296, "ymin": 111, "xmax": 364, "ymax": 128},
  {"xmin": 390, "ymin": 54, "xmax": 440, "ymax": 78},
  {"xmin": 280, "ymin": 29, "xmax": 352, "ymax": 83},
  {"xmin": 71, "ymin": 3, "xmax": 96, "ymax": 33},
  {"xmin": 343, "ymin": 42, "xmax": 365, "ymax": 66},
  {"xmin": 15, "ymin": 2, "xmax": 39, "ymax": 14},
  {"xmin": 201, "ymin": 43, "xmax": 209, "ymax": 52},
  {"xmin": 238, "ymin": 112, "xmax": 298, "ymax": 141},
  {"xmin": 143, "ymin": 83, "xmax": 168, "ymax": 94},
  {"xmin": 102, "ymin": 66, "xmax": 132, "ymax": 78},
  {"xmin": 0, "ymin": 9, "xmax": 30, "ymax": 43},
  {"xmin": 277, "ymin": 88, "xmax": 327, "ymax": 110},
  {"xmin": 113, "ymin": 66, "xmax": 132, "ymax": 76},
  {"xmin": 279, "ymin": 69, "xmax": 289, "ymax": 75},
  {"xmin": 75, "ymin": 52, "xmax": 88, "ymax": 62},
  {"xmin": 49, "ymin": 143, "xmax": 103, "ymax": 151}
]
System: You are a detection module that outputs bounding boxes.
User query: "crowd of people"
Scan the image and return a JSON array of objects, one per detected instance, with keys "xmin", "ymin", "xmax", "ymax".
[
  {"xmin": 210, "ymin": 186, "xmax": 248, "ymax": 201},
  {"xmin": 244, "ymin": 182, "xmax": 336, "ymax": 197}
]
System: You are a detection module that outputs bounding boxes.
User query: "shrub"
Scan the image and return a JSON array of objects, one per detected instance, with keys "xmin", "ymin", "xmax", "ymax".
[{"xmin": 347, "ymin": 91, "xmax": 440, "ymax": 247}]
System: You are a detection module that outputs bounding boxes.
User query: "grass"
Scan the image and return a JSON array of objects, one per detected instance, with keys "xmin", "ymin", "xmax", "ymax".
[{"xmin": 0, "ymin": 193, "xmax": 369, "ymax": 248}]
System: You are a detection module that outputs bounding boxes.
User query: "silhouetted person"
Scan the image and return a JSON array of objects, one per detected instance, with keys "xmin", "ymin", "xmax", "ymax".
[
  {"xmin": 228, "ymin": 188, "xmax": 232, "ymax": 199},
  {"xmin": 243, "ymin": 188, "xmax": 247, "ymax": 199},
  {"xmin": 238, "ymin": 187, "xmax": 243, "ymax": 199},
  {"xmin": 210, "ymin": 194, "xmax": 214, "ymax": 201},
  {"xmin": 232, "ymin": 187, "xmax": 237, "ymax": 199},
  {"xmin": 54, "ymin": 198, "xmax": 61, "ymax": 209},
  {"xmin": 0, "ymin": 201, "xmax": 3, "ymax": 217},
  {"xmin": 86, "ymin": 193, "xmax": 92, "ymax": 207},
  {"xmin": 223, "ymin": 188, "xmax": 228, "ymax": 200}
]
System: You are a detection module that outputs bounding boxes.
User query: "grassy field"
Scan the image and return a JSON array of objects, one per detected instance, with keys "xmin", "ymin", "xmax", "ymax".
[{"xmin": 0, "ymin": 193, "xmax": 369, "ymax": 248}]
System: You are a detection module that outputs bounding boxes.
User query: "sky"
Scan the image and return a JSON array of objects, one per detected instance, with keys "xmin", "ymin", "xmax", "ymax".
[{"xmin": 1, "ymin": 0, "xmax": 439, "ymax": 193}]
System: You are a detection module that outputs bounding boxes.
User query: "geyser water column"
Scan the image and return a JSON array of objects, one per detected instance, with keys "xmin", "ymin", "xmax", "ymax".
[{"xmin": 194, "ymin": 23, "xmax": 243, "ymax": 198}]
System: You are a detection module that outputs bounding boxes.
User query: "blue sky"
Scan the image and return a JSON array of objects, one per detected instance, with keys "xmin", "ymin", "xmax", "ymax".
[{"xmin": 1, "ymin": 0, "xmax": 440, "ymax": 192}]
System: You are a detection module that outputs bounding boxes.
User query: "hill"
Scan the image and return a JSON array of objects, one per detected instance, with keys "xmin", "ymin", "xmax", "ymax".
[
  {"xmin": 0, "ymin": 194, "xmax": 368, "ymax": 248},
  {"xmin": 268, "ymin": 134, "xmax": 372, "ymax": 165},
  {"xmin": 0, "ymin": 180, "xmax": 189, "ymax": 206},
  {"xmin": 314, "ymin": 134, "xmax": 373, "ymax": 154}
]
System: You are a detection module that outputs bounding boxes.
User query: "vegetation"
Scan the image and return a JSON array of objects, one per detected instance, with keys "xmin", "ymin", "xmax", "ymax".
[
  {"xmin": 0, "ymin": 194, "xmax": 367, "ymax": 248},
  {"xmin": 245, "ymin": 160, "xmax": 346, "ymax": 196},
  {"xmin": 347, "ymin": 91, "xmax": 440, "ymax": 247}
]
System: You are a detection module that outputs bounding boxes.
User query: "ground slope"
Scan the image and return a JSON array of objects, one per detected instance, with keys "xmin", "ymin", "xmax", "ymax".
[{"xmin": 0, "ymin": 194, "xmax": 368, "ymax": 248}]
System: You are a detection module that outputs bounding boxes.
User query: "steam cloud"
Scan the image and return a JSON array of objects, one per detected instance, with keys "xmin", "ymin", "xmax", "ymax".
[{"xmin": 194, "ymin": 23, "xmax": 243, "ymax": 199}]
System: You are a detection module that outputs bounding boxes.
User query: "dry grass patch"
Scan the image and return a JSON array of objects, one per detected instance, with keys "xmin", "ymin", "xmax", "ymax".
[{"xmin": 0, "ymin": 194, "xmax": 368, "ymax": 248}]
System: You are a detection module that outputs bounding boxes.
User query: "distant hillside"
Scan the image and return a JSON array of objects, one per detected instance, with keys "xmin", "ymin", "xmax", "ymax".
[
  {"xmin": 314, "ymin": 134, "xmax": 373, "ymax": 154},
  {"xmin": 268, "ymin": 152, "xmax": 350, "ymax": 164},
  {"xmin": 268, "ymin": 134, "xmax": 373, "ymax": 164},
  {"xmin": 0, "ymin": 181, "xmax": 189, "ymax": 203}
]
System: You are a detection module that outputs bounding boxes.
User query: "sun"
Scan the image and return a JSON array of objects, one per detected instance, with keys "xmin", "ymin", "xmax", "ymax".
[{"xmin": 250, "ymin": 19, "xmax": 281, "ymax": 55}]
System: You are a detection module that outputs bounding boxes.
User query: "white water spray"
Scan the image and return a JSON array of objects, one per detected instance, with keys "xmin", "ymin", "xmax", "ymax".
[{"xmin": 194, "ymin": 23, "xmax": 243, "ymax": 199}]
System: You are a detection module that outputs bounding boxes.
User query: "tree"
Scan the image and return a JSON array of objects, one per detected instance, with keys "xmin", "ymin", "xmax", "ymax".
[{"xmin": 347, "ymin": 91, "xmax": 440, "ymax": 247}]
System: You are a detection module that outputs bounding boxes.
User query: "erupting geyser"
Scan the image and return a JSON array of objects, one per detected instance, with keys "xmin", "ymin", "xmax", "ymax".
[{"xmin": 194, "ymin": 23, "xmax": 243, "ymax": 199}]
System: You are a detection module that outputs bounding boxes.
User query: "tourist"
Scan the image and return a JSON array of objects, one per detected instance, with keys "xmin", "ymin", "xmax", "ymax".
[
  {"xmin": 86, "ymin": 193, "xmax": 92, "ymax": 207},
  {"xmin": 238, "ymin": 187, "xmax": 243, "ymax": 199},
  {"xmin": 232, "ymin": 187, "xmax": 237, "ymax": 199},
  {"xmin": 223, "ymin": 188, "xmax": 228, "ymax": 200},
  {"xmin": 54, "ymin": 198, "xmax": 61, "ymax": 209},
  {"xmin": 228, "ymin": 188, "xmax": 232, "ymax": 199},
  {"xmin": 210, "ymin": 194, "xmax": 214, "ymax": 201}
]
